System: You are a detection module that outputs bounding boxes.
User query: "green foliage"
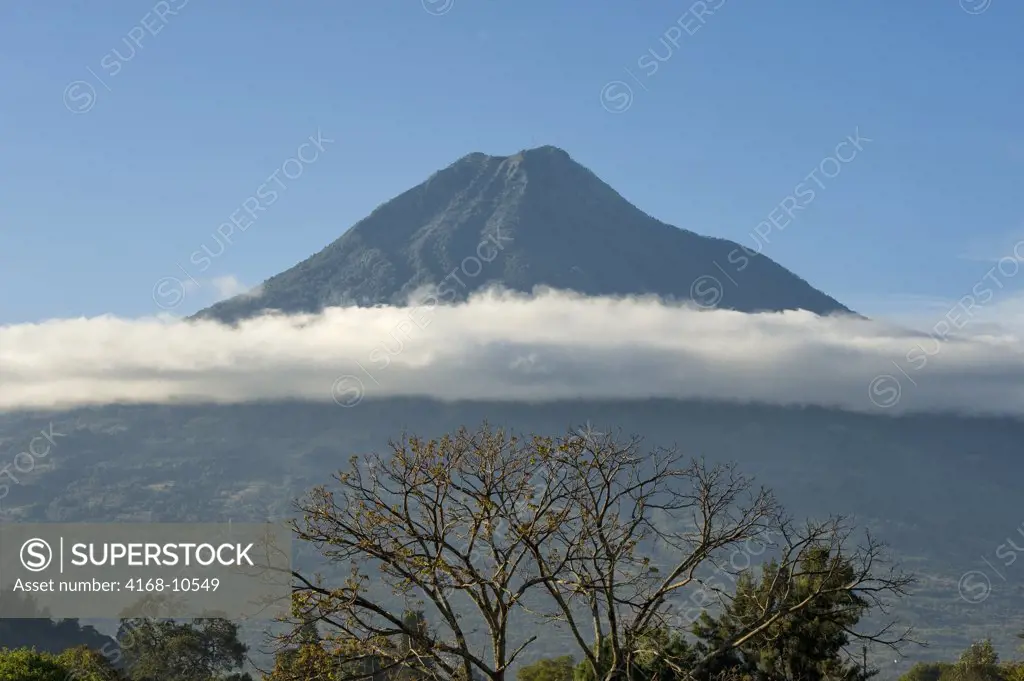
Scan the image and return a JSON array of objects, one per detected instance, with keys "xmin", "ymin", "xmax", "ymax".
[
  {"xmin": 394, "ymin": 610, "xmax": 436, "ymax": 681},
  {"xmin": 572, "ymin": 629, "xmax": 696, "ymax": 681},
  {"xmin": 942, "ymin": 640, "xmax": 1004, "ymax": 681},
  {"xmin": 267, "ymin": 610, "xmax": 435, "ymax": 681},
  {"xmin": 0, "ymin": 645, "xmax": 124, "ymax": 681},
  {"xmin": 957, "ymin": 640, "xmax": 999, "ymax": 667},
  {"xmin": 518, "ymin": 655, "xmax": 576, "ymax": 681},
  {"xmin": 899, "ymin": 662, "xmax": 954, "ymax": 681},
  {"xmin": 690, "ymin": 547, "xmax": 876, "ymax": 681},
  {"xmin": 266, "ymin": 640, "xmax": 343, "ymax": 681},
  {"xmin": 1001, "ymin": 664, "xmax": 1024, "ymax": 681},
  {"xmin": 0, "ymin": 648, "xmax": 70, "ymax": 681},
  {"xmin": 56, "ymin": 645, "xmax": 125, "ymax": 680},
  {"xmin": 116, "ymin": 616, "xmax": 248, "ymax": 681}
]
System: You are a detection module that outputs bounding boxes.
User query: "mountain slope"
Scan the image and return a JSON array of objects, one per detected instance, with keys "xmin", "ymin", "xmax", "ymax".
[
  {"xmin": 195, "ymin": 145, "xmax": 851, "ymax": 322},
  {"xmin": 0, "ymin": 397, "xmax": 1018, "ymax": 665}
]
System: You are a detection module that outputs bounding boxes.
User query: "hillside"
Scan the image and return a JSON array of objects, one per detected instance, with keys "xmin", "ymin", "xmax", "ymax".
[{"xmin": 0, "ymin": 398, "xmax": 1018, "ymax": 670}]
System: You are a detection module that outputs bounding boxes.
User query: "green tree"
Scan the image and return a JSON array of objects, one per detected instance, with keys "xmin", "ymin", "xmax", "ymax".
[
  {"xmin": 573, "ymin": 629, "xmax": 697, "ymax": 681},
  {"xmin": 899, "ymin": 662, "xmax": 953, "ymax": 681},
  {"xmin": 0, "ymin": 648, "xmax": 70, "ymax": 681},
  {"xmin": 117, "ymin": 616, "xmax": 248, "ymax": 681},
  {"xmin": 268, "ymin": 614, "xmax": 321, "ymax": 672},
  {"xmin": 689, "ymin": 546, "xmax": 892, "ymax": 681},
  {"xmin": 944, "ymin": 640, "xmax": 1003, "ymax": 681},
  {"xmin": 394, "ymin": 610, "xmax": 437, "ymax": 681},
  {"xmin": 0, "ymin": 646, "xmax": 124, "ymax": 681},
  {"xmin": 266, "ymin": 604, "xmax": 402, "ymax": 681},
  {"xmin": 518, "ymin": 656, "xmax": 576, "ymax": 681},
  {"xmin": 266, "ymin": 639, "xmax": 342, "ymax": 681},
  {"xmin": 56, "ymin": 645, "xmax": 126, "ymax": 681}
]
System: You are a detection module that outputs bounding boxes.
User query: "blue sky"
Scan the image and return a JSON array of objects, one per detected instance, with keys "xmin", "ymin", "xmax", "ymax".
[{"xmin": 1, "ymin": 0, "xmax": 1021, "ymax": 324}]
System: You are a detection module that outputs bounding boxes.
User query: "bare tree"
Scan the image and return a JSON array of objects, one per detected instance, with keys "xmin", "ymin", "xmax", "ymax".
[
  {"xmin": 530, "ymin": 429, "xmax": 915, "ymax": 681},
  {"xmin": 280, "ymin": 423, "xmax": 913, "ymax": 681}
]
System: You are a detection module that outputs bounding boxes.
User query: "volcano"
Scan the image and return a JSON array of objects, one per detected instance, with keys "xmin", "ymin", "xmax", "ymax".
[{"xmin": 194, "ymin": 145, "xmax": 850, "ymax": 322}]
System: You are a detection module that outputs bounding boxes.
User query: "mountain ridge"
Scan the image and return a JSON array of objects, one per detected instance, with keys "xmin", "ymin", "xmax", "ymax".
[{"xmin": 194, "ymin": 145, "xmax": 853, "ymax": 323}]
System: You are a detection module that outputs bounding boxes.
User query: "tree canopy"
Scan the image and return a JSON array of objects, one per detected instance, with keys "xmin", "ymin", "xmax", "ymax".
[{"xmin": 280, "ymin": 423, "xmax": 914, "ymax": 681}]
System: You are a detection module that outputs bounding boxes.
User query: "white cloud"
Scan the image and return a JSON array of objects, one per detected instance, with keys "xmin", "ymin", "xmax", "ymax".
[
  {"xmin": 211, "ymin": 275, "xmax": 262, "ymax": 301},
  {"xmin": 1, "ymin": 289, "xmax": 1023, "ymax": 415}
]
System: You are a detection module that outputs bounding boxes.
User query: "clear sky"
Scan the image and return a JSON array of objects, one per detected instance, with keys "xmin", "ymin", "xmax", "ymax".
[{"xmin": 1, "ymin": 0, "xmax": 1021, "ymax": 323}]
